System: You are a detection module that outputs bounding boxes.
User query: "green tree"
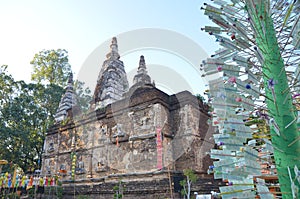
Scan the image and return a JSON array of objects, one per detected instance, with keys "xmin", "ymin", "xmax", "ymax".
[
  {"xmin": 0, "ymin": 48, "xmax": 91, "ymax": 172},
  {"xmin": 113, "ymin": 180, "xmax": 124, "ymax": 199},
  {"xmin": 31, "ymin": 49, "xmax": 91, "ymax": 113},
  {"xmin": 0, "ymin": 66, "xmax": 53, "ymax": 172},
  {"xmin": 30, "ymin": 49, "xmax": 72, "ymax": 86},
  {"xmin": 180, "ymin": 169, "xmax": 197, "ymax": 199},
  {"xmin": 0, "ymin": 65, "xmax": 15, "ymax": 105},
  {"xmin": 74, "ymin": 80, "xmax": 92, "ymax": 113},
  {"xmin": 33, "ymin": 83, "xmax": 65, "ymax": 125}
]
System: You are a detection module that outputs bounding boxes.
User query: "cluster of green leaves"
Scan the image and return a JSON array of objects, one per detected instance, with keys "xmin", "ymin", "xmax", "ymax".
[
  {"xmin": 0, "ymin": 49, "xmax": 91, "ymax": 173},
  {"xmin": 195, "ymin": 94, "xmax": 206, "ymax": 102},
  {"xmin": 180, "ymin": 169, "xmax": 197, "ymax": 199},
  {"xmin": 31, "ymin": 49, "xmax": 72, "ymax": 86},
  {"xmin": 0, "ymin": 65, "xmax": 64, "ymax": 173},
  {"xmin": 74, "ymin": 80, "xmax": 92, "ymax": 113},
  {"xmin": 113, "ymin": 180, "xmax": 124, "ymax": 199},
  {"xmin": 31, "ymin": 49, "xmax": 91, "ymax": 113}
]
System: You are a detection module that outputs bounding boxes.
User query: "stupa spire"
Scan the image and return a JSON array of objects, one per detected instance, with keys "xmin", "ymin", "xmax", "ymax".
[
  {"xmin": 92, "ymin": 37, "xmax": 129, "ymax": 109},
  {"xmin": 133, "ymin": 55, "xmax": 152, "ymax": 85},
  {"xmin": 54, "ymin": 73, "xmax": 80, "ymax": 122},
  {"xmin": 106, "ymin": 37, "xmax": 120, "ymax": 60},
  {"xmin": 138, "ymin": 55, "xmax": 146, "ymax": 70}
]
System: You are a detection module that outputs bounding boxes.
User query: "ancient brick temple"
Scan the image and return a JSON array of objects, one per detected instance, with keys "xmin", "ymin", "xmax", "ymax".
[{"xmin": 41, "ymin": 37, "xmax": 220, "ymax": 198}]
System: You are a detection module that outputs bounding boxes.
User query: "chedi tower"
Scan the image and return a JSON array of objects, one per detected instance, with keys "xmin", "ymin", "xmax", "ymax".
[
  {"xmin": 92, "ymin": 37, "xmax": 129, "ymax": 109},
  {"xmin": 41, "ymin": 37, "xmax": 219, "ymax": 199}
]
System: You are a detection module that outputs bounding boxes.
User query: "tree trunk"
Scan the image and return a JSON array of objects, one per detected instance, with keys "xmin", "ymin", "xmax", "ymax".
[{"xmin": 187, "ymin": 176, "xmax": 191, "ymax": 199}]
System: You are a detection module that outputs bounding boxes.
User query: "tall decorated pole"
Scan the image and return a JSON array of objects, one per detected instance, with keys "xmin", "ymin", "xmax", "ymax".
[
  {"xmin": 201, "ymin": 0, "xmax": 300, "ymax": 198},
  {"xmin": 71, "ymin": 136, "xmax": 77, "ymax": 181},
  {"xmin": 246, "ymin": 1, "xmax": 300, "ymax": 198}
]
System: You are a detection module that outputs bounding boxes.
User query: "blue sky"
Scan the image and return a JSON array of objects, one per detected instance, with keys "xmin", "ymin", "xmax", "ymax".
[{"xmin": 0, "ymin": 0, "xmax": 219, "ymax": 94}]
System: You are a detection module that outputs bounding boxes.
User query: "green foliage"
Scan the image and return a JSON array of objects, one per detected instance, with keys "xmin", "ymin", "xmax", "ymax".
[
  {"xmin": 180, "ymin": 179, "xmax": 187, "ymax": 196},
  {"xmin": 27, "ymin": 188, "xmax": 35, "ymax": 198},
  {"xmin": 113, "ymin": 180, "xmax": 124, "ymax": 199},
  {"xmin": 30, "ymin": 49, "xmax": 72, "ymax": 86},
  {"xmin": 42, "ymin": 180, "xmax": 64, "ymax": 198},
  {"xmin": 195, "ymin": 94, "xmax": 210, "ymax": 110},
  {"xmin": 27, "ymin": 183, "xmax": 63, "ymax": 199},
  {"xmin": 183, "ymin": 169, "xmax": 197, "ymax": 182},
  {"xmin": 0, "ymin": 48, "xmax": 91, "ymax": 172},
  {"xmin": 31, "ymin": 49, "xmax": 91, "ymax": 113},
  {"xmin": 74, "ymin": 80, "xmax": 92, "ymax": 113},
  {"xmin": 0, "ymin": 65, "xmax": 63, "ymax": 172},
  {"xmin": 180, "ymin": 169, "xmax": 197, "ymax": 199},
  {"xmin": 1, "ymin": 192, "xmax": 20, "ymax": 199},
  {"xmin": 195, "ymin": 94, "xmax": 206, "ymax": 102}
]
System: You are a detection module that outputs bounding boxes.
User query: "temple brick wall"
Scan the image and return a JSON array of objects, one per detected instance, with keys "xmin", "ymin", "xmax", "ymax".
[
  {"xmin": 43, "ymin": 87, "xmax": 212, "ymax": 176},
  {"xmin": 42, "ymin": 87, "xmax": 221, "ymax": 197}
]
